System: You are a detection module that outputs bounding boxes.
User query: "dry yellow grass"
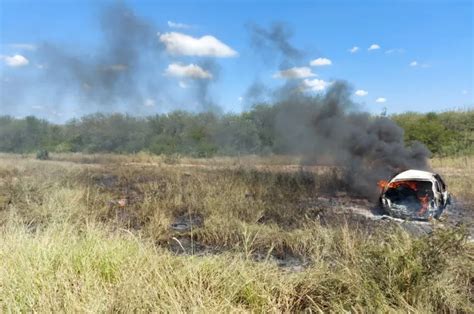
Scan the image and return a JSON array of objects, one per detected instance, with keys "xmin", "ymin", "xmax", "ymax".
[
  {"xmin": 0, "ymin": 153, "xmax": 473, "ymax": 312},
  {"xmin": 431, "ymin": 156, "xmax": 474, "ymax": 202}
]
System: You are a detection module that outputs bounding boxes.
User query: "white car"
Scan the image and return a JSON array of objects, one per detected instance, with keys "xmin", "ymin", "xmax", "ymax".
[{"xmin": 379, "ymin": 169, "xmax": 450, "ymax": 220}]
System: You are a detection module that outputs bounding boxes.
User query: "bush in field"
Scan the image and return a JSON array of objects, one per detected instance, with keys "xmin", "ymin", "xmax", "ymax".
[{"xmin": 35, "ymin": 149, "xmax": 49, "ymax": 160}]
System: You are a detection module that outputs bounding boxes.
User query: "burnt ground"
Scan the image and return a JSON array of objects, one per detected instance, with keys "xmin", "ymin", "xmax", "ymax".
[
  {"xmin": 164, "ymin": 194, "xmax": 474, "ymax": 271},
  {"xmin": 168, "ymin": 194, "xmax": 474, "ymax": 242},
  {"xmin": 85, "ymin": 162, "xmax": 473, "ymax": 270},
  {"xmin": 309, "ymin": 195, "xmax": 474, "ymax": 239}
]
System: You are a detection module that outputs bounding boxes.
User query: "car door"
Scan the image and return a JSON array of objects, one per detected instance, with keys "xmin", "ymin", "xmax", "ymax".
[
  {"xmin": 433, "ymin": 180, "xmax": 442, "ymax": 208},
  {"xmin": 434, "ymin": 174, "xmax": 449, "ymax": 206}
]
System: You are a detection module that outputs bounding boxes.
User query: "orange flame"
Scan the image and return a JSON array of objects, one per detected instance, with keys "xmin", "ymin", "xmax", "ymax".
[
  {"xmin": 417, "ymin": 194, "xmax": 430, "ymax": 216},
  {"xmin": 378, "ymin": 180, "xmax": 418, "ymax": 191},
  {"xmin": 378, "ymin": 179, "xmax": 432, "ymax": 216},
  {"xmin": 377, "ymin": 180, "xmax": 389, "ymax": 190}
]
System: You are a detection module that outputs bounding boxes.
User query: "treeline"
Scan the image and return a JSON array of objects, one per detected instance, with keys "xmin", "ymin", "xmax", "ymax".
[
  {"xmin": 392, "ymin": 111, "xmax": 473, "ymax": 156},
  {"xmin": 0, "ymin": 108, "xmax": 472, "ymax": 157}
]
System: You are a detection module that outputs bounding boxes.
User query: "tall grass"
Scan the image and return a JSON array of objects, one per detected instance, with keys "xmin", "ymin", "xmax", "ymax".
[
  {"xmin": 0, "ymin": 154, "xmax": 473, "ymax": 312},
  {"xmin": 431, "ymin": 156, "xmax": 474, "ymax": 203}
]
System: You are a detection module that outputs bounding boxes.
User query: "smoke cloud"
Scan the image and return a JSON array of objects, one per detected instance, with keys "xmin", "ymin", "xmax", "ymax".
[
  {"xmin": 35, "ymin": 3, "xmax": 164, "ymax": 111},
  {"xmin": 194, "ymin": 59, "xmax": 222, "ymax": 113},
  {"xmin": 272, "ymin": 81, "xmax": 431, "ymax": 198},
  {"xmin": 0, "ymin": 2, "xmax": 221, "ymax": 117},
  {"xmin": 245, "ymin": 22, "xmax": 431, "ymax": 198},
  {"xmin": 248, "ymin": 22, "xmax": 303, "ymax": 69}
]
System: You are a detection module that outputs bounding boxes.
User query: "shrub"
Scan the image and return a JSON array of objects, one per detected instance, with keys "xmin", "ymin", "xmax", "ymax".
[{"xmin": 36, "ymin": 149, "xmax": 50, "ymax": 160}]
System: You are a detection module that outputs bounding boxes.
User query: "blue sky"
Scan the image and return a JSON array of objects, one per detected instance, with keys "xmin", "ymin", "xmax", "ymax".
[{"xmin": 0, "ymin": 0, "xmax": 472, "ymax": 121}]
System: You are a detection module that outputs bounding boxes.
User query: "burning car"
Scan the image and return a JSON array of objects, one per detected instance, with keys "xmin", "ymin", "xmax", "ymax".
[{"xmin": 378, "ymin": 170, "xmax": 450, "ymax": 220}]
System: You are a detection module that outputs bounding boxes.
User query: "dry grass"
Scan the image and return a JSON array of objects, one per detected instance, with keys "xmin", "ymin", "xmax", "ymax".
[
  {"xmin": 0, "ymin": 153, "xmax": 473, "ymax": 312},
  {"xmin": 431, "ymin": 156, "xmax": 474, "ymax": 203}
]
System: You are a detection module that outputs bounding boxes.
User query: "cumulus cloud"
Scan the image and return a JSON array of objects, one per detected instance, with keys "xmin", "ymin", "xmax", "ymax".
[
  {"xmin": 368, "ymin": 44, "xmax": 381, "ymax": 51},
  {"xmin": 301, "ymin": 78, "xmax": 331, "ymax": 91},
  {"xmin": 376, "ymin": 97, "xmax": 387, "ymax": 103},
  {"xmin": 167, "ymin": 21, "xmax": 191, "ymax": 29},
  {"xmin": 310, "ymin": 57, "xmax": 332, "ymax": 66},
  {"xmin": 0, "ymin": 54, "xmax": 29, "ymax": 67},
  {"xmin": 349, "ymin": 46, "xmax": 359, "ymax": 53},
  {"xmin": 273, "ymin": 66, "xmax": 316, "ymax": 79},
  {"xmin": 159, "ymin": 32, "xmax": 237, "ymax": 57},
  {"xmin": 355, "ymin": 89, "xmax": 368, "ymax": 96},
  {"xmin": 165, "ymin": 63, "xmax": 212, "ymax": 79},
  {"xmin": 410, "ymin": 61, "xmax": 418, "ymax": 67}
]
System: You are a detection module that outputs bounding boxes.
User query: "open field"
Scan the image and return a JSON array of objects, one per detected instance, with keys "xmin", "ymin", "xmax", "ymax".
[{"xmin": 1, "ymin": 153, "xmax": 473, "ymax": 312}]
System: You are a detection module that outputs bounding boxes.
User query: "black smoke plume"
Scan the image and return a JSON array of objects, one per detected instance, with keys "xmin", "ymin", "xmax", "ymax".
[
  {"xmin": 248, "ymin": 22, "xmax": 303, "ymax": 69},
  {"xmin": 195, "ymin": 59, "xmax": 222, "ymax": 113},
  {"xmin": 36, "ymin": 3, "xmax": 164, "ymax": 110},
  {"xmin": 246, "ymin": 22, "xmax": 431, "ymax": 198},
  {"xmin": 273, "ymin": 81, "xmax": 431, "ymax": 198}
]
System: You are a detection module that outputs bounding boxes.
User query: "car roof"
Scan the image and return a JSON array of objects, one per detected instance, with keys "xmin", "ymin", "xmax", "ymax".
[{"xmin": 391, "ymin": 169, "xmax": 437, "ymax": 182}]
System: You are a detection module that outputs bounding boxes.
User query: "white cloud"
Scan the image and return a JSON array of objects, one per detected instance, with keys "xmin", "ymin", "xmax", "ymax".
[
  {"xmin": 355, "ymin": 89, "xmax": 368, "ymax": 96},
  {"xmin": 368, "ymin": 44, "xmax": 381, "ymax": 51},
  {"xmin": 385, "ymin": 48, "xmax": 405, "ymax": 54},
  {"xmin": 376, "ymin": 97, "xmax": 387, "ymax": 103},
  {"xmin": 349, "ymin": 46, "xmax": 359, "ymax": 53},
  {"xmin": 144, "ymin": 98, "xmax": 156, "ymax": 107},
  {"xmin": 159, "ymin": 32, "xmax": 237, "ymax": 57},
  {"xmin": 273, "ymin": 67, "xmax": 316, "ymax": 79},
  {"xmin": 7, "ymin": 43, "xmax": 36, "ymax": 51},
  {"xmin": 167, "ymin": 21, "xmax": 191, "ymax": 29},
  {"xmin": 1, "ymin": 54, "xmax": 29, "ymax": 67},
  {"xmin": 165, "ymin": 63, "xmax": 212, "ymax": 79},
  {"xmin": 410, "ymin": 61, "xmax": 431, "ymax": 68},
  {"xmin": 31, "ymin": 105, "xmax": 44, "ymax": 110},
  {"xmin": 302, "ymin": 78, "xmax": 331, "ymax": 91},
  {"xmin": 310, "ymin": 57, "xmax": 332, "ymax": 66},
  {"xmin": 179, "ymin": 81, "xmax": 188, "ymax": 89}
]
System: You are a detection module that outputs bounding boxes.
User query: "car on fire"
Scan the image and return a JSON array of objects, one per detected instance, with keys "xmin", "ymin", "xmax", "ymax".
[{"xmin": 379, "ymin": 169, "xmax": 451, "ymax": 220}]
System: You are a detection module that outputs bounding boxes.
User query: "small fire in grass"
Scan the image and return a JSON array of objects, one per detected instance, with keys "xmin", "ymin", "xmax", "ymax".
[{"xmin": 109, "ymin": 198, "xmax": 128, "ymax": 207}]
